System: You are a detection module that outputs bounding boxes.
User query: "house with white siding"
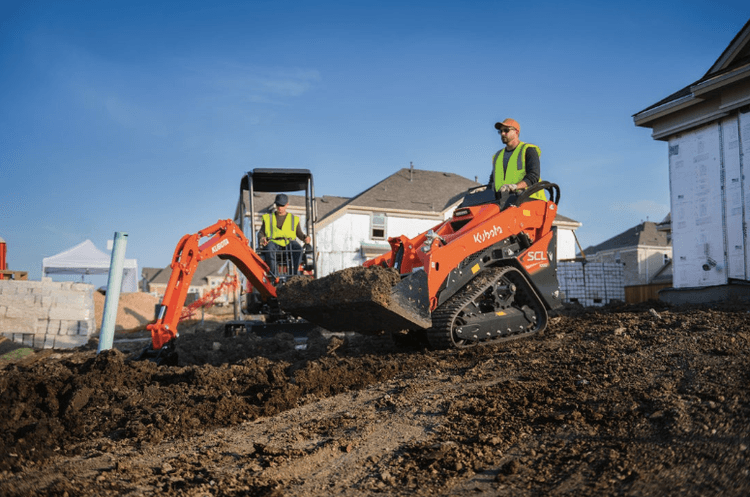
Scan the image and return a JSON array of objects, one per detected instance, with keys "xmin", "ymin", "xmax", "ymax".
[{"xmin": 633, "ymin": 18, "xmax": 750, "ymax": 303}]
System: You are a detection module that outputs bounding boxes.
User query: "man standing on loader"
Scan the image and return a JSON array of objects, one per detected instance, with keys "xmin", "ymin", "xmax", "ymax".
[
  {"xmin": 259, "ymin": 194, "xmax": 311, "ymax": 277},
  {"xmin": 489, "ymin": 118, "xmax": 546, "ymax": 200}
]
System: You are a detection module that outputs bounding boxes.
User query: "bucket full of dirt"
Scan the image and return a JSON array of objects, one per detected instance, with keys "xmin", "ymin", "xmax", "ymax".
[{"xmin": 276, "ymin": 266, "xmax": 432, "ymax": 333}]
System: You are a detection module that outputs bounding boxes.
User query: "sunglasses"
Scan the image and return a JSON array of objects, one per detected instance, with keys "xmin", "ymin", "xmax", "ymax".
[{"xmin": 498, "ymin": 127, "xmax": 516, "ymax": 134}]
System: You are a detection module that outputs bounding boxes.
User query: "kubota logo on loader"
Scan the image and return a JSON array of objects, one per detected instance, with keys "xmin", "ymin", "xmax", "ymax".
[
  {"xmin": 211, "ymin": 239, "xmax": 230, "ymax": 253},
  {"xmin": 473, "ymin": 225, "xmax": 503, "ymax": 244}
]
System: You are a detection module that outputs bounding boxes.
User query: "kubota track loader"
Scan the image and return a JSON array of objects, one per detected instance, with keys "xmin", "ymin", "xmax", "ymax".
[{"xmin": 279, "ymin": 181, "xmax": 564, "ymax": 349}]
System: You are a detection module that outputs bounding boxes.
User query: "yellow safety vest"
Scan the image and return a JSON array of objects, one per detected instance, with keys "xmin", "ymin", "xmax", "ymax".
[
  {"xmin": 493, "ymin": 142, "xmax": 546, "ymax": 200},
  {"xmin": 262, "ymin": 212, "xmax": 299, "ymax": 247}
]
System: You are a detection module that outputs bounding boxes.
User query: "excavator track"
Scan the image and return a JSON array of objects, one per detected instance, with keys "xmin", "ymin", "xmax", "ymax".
[{"xmin": 427, "ymin": 266, "xmax": 548, "ymax": 349}]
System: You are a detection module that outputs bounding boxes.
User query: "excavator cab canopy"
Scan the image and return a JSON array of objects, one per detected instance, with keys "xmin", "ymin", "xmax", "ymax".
[
  {"xmin": 240, "ymin": 168, "xmax": 314, "ymax": 193},
  {"xmin": 235, "ymin": 168, "xmax": 318, "ymax": 280}
]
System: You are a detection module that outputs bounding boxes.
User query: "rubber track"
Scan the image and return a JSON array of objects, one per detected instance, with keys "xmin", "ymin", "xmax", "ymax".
[{"xmin": 426, "ymin": 266, "xmax": 545, "ymax": 350}]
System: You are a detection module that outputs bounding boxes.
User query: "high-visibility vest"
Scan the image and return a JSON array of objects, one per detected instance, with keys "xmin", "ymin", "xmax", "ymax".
[
  {"xmin": 493, "ymin": 142, "xmax": 546, "ymax": 200},
  {"xmin": 262, "ymin": 212, "xmax": 299, "ymax": 247}
]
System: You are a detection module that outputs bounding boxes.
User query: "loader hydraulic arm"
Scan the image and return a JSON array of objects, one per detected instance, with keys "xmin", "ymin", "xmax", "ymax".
[{"xmin": 147, "ymin": 219, "xmax": 276, "ymax": 350}]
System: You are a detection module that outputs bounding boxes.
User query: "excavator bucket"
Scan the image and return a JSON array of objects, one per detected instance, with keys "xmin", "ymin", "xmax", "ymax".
[{"xmin": 276, "ymin": 266, "xmax": 432, "ymax": 334}]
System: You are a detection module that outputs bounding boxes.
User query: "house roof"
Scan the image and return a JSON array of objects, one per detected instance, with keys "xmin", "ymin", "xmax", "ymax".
[
  {"xmin": 583, "ymin": 221, "xmax": 669, "ymax": 255},
  {"xmin": 237, "ymin": 191, "xmax": 349, "ymax": 222},
  {"xmin": 315, "ymin": 167, "xmax": 581, "ymax": 230},
  {"xmin": 141, "ymin": 267, "xmax": 163, "ymax": 282},
  {"xmin": 147, "ymin": 257, "xmax": 229, "ymax": 286},
  {"xmin": 634, "ymin": 19, "xmax": 750, "ymax": 132},
  {"xmin": 553, "ymin": 213, "xmax": 580, "ymax": 229},
  {"xmin": 310, "ymin": 167, "xmax": 484, "ymax": 229},
  {"xmin": 649, "ymin": 259, "xmax": 673, "ymax": 285},
  {"xmin": 656, "ymin": 212, "xmax": 671, "ymax": 233},
  {"xmin": 339, "ymin": 167, "xmax": 482, "ymax": 214}
]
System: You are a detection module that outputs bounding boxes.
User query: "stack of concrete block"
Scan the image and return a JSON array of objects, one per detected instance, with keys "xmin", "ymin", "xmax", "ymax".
[
  {"xmin": 601, "ymin": 263, "xmax": 626, "ymax": 303},
  {"xmin": 558, "ymin": 262, "xmax": 624, "ymax": 307},
  {"xmin": 0, "ymin": 279, "xmax": 95, "ymax": 349},
  {"xmin": 558, "ymin": 262, "xmax": 586, "ymax": 304}
]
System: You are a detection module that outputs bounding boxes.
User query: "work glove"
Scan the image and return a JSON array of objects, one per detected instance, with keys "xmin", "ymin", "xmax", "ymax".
[{"xmin": 499, "ymin": 184, "xmax": 518, "ymax": 194}]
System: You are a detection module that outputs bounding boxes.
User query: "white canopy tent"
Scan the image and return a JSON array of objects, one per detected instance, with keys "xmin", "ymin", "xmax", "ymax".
[{"xmin": 42, "ymin": 240, "xmax": 138, "ymax": 292}]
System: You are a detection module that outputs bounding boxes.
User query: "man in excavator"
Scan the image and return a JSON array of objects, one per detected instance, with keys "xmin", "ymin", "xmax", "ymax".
[
  {"xmin": 489, "ymin": 118, "xmax": 546, "ymax": 200},
  {"xmin": 259, "ymin": 193, "xmax": 311, "ymax": 277}
]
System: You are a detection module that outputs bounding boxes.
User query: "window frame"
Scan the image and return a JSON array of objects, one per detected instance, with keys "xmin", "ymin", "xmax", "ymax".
[{"xmin": 370, "ymin": 212, "xmax": 387, "ymax": 240}]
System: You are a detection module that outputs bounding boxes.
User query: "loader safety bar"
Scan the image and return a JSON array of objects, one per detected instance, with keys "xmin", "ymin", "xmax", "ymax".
[{"xmin": 513, "ymin": 181, "xmax": 560, "ymax": 206}]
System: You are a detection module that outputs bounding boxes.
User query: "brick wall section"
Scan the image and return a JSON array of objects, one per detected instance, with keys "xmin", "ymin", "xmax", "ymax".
[
  {"xmin": 0, "ymin": 280, "xmax": 95, "ymax": 349},
  {"xmin": 558, "ymin": 262, "xmax": 625, "ymax": 307}
]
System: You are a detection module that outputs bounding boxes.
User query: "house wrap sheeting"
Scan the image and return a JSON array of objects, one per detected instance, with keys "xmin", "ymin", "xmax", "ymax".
[{"xmin": 668, "ymin": 111, "xmax": 750, "ymax": 287}]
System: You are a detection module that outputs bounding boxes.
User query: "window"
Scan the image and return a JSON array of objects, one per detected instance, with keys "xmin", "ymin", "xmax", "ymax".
[
  {"xmin": 371, "ymin": 213, "xmax": 387, "ymax": 240},
  {"xmin": 664, "ymin": 253, "xmax": 671, "ymax": 265}
]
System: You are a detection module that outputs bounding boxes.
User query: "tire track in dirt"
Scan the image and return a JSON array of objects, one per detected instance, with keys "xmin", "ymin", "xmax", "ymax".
[{"xmin": 2, "ymin": 303, "xmax": 749, "ymax": 496}]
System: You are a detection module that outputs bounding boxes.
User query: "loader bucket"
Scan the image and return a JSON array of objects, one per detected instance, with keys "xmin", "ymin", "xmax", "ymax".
[{"xmin": 276, "ymin": 266, "xmax": 432, "ymax": 334}]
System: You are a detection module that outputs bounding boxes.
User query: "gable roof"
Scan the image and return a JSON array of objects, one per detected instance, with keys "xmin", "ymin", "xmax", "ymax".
[
  {"xmin": 553, "ymin": 213, "xmax": 581, "ymax": 229},
  {"xmin": 317, "ymin": 167, "xmax": 581, "ymax": 229},
  {"xmin": 707, "ymin": 18, "xmax": 750, "ymax": 75},
  {"xmin": 236, "ymin": 191, "xmax": 349, "ymax": 222},
  {"xmin": 141, "ymin": 267, "xmax": 163, "ymax": 282},
  {"xmin": 634, "ymin": 19, "xmax": 750, "ymax": 136},
  {"xmin": 341, "ymin": 167, "xmax": 482, "ymax": 214},
  {"xmin": 316, "ymin": 195, "xmax": 351, "ymax": 218},
  {"xmin": 313, "ymin": 167, "xmax": 482, "ymax": 229},
  {"xmin": 583, "ymin": 221, "xmax": 669, "ymax": 255},
  {"xmin": 656, "ymin": 212, "xmax": 671, "ymax": 233},
  {"xmin": 649, "ymin": 259, "xmax": 673, "ymax": 285},
  {"xmin": 147, "ymin": 257, "xmax": 229, "ymax": 286}
]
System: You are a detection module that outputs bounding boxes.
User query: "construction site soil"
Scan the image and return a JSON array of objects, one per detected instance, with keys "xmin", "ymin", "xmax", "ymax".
[{"xmin": 1, "ymin": 299, "xmax": 749, "ymax": 495}]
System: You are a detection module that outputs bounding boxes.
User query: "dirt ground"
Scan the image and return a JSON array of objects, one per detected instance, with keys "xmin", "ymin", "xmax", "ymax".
[{"xmin": 1, "ymin": 300, "xmax": 749, "ymax": 496}]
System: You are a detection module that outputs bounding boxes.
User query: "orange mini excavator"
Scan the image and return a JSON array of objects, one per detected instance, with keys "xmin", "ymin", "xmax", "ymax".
[
  {"xmin": 146, "ymin": 218, "xmax": 279, "ymax": 351},
  {"xmin": 145, "ymin": 168, "xmax": 317, "ymax": 360}
]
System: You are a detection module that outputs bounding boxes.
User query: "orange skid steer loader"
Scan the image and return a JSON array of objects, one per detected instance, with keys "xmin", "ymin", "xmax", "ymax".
[{"xmin": 280, "ymin": 181, "xmax": 564, "ymax": 349}]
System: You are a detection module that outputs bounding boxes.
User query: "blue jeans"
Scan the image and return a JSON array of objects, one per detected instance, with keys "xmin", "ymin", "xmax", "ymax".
[{"xmin": 262, "ymin": 241, "xmax": 302, "ymax": 277}]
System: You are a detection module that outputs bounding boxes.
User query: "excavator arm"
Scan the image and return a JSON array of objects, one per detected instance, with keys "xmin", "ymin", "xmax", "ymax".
[{"xmin": 147, "ymin": 219, "xmax": 277, "ymax": 350}]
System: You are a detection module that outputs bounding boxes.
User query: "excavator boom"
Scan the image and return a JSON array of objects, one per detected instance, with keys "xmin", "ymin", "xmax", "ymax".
[{"xmin": 147, "ymin": 219, "xmax": 277, "ymax": 350}]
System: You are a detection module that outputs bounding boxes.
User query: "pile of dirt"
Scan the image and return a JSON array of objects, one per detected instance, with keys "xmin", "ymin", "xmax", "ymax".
[
  {"xmin": 277, "ymin": 265, "xmax": 401, "ymax": 308},
  {"xmin": 1, "ymin": 303, "xmax": 749, "ymax": 496},
  {"xmin": 277, "ymin": 265, "xmax": 425, "ymax": 333},
  {"xmin": 93, "ymin": 291, "xmax": 161, "ymax": 331},
  {"xmin": 93, "ymin": 291, "xmax": 227, "ymax": 332}
]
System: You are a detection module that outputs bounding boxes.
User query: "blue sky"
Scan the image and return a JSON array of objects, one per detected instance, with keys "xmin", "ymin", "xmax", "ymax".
[{"xmin": 2, "ymin": 0, "xmax": 748, "ymax": 284}]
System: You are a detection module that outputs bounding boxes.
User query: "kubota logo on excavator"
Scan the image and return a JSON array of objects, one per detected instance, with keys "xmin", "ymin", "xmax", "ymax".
[
  {"xmin": 473, "ymin": 225, "xmax": 503, "ymax": 244},
  {"xmin": 211, "ymin": 239, "xmax": 230, "ymax": 254}
]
